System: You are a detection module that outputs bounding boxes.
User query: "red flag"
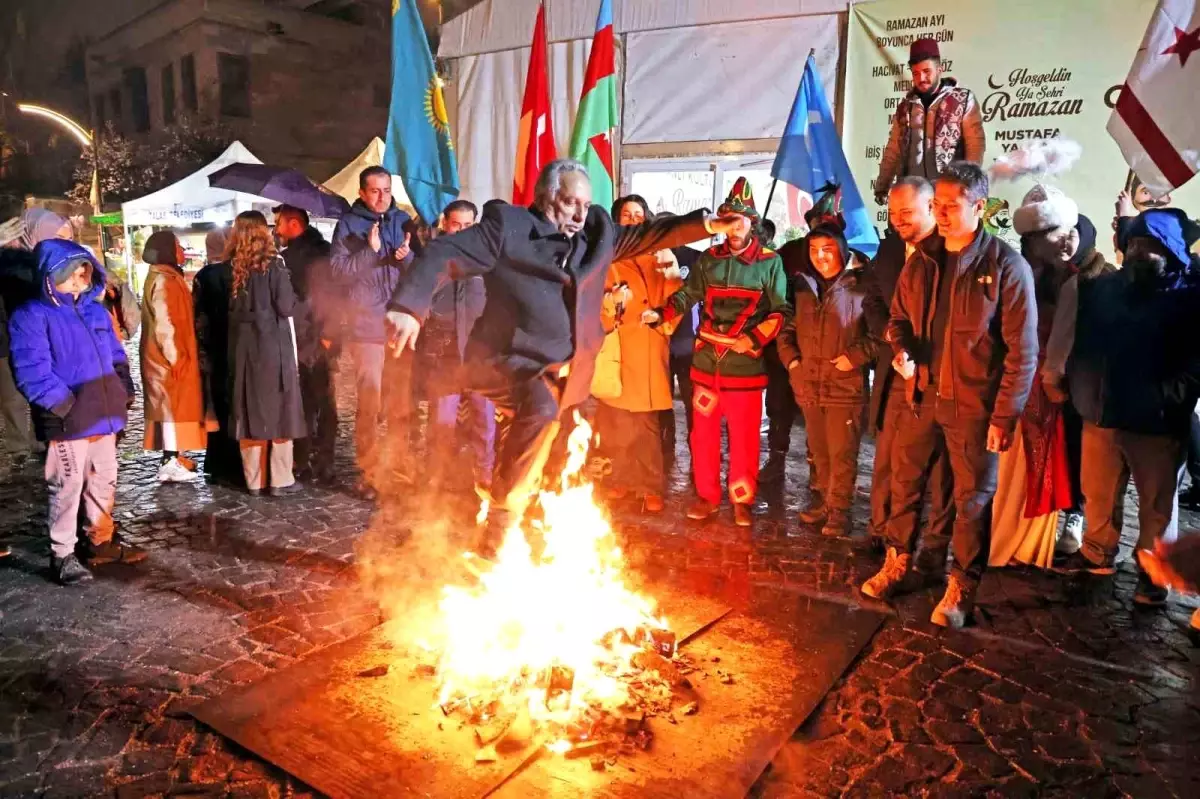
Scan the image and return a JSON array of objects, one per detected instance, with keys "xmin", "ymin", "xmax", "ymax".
[{"xmin": 513, "ymin": 3, "xmax": 557, "ymax": 205}]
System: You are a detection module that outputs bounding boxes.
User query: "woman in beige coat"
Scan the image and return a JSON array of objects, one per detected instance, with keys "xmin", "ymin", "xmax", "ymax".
[
  {"xmin": 140, "ymin": 231, "xmax": 208, "ymax": 483},
  {"xmin": 594, "ymin": 196, "xmax": 683, "ymax": 514}
]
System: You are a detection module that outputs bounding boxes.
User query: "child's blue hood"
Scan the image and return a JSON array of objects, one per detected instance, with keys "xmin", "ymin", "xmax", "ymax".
[{"xmin": 32, "ymin": 239, "xmax": 106, "ymax": 307}]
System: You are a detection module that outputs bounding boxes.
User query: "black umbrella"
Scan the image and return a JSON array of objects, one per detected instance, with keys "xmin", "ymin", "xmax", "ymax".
[{"xmin": 208, "ymin": 164, "xmax": 351, "ymax": 219}]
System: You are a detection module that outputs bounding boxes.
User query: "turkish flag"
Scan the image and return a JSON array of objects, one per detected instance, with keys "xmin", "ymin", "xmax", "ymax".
[
  {"xmin": 512, "ymin": 3, "xmax": 557, "ymax": 205},
  {"xmin": 1108, "ymin": 0, "xmax": 1200, "ymax": 196}
]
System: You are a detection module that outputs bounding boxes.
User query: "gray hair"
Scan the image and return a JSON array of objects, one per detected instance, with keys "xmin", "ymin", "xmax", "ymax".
[
  {"xmin": 892, "ymin": 176, "xmax": 933, "ymax": 199},
  {"xmin": 533, "ymin": 159, "xmax": 590, "ymax": 210}
]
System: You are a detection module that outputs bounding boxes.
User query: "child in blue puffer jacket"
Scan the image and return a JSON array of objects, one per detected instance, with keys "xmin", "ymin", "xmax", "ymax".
[{"xmin": 7, "ymin": 240, "xmax": 146, "ymax": 585}]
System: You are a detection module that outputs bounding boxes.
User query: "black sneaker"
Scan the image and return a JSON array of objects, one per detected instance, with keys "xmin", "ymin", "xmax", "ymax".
[
  {"xmin": 1134, "ymin": 571, "xmax": 1169, "ymax": 608},
  {"xmin": 51, "ymin": 554, "xmax": 94, "ymax": 586},
  {"xmin": 269, "ymin": 481, "xmax": 305, "ymax": 497},
  {"xmin": 82, "ymin": 538, "xmax": 148, "ymax": 566},
  {"xmin": 1052, "ymin": 550, "xmax": 1116, "ymax": 575}
]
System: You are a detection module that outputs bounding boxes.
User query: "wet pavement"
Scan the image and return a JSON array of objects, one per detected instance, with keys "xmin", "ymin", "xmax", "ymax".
[{"xmin": 1, "ymin": 346, "xmax": 1198, "ymax": 798}]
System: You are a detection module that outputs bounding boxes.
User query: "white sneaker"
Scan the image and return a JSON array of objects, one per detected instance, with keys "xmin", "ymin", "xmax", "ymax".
[
  {"xmin": 1056, "ymin": 512, "xmax": 1084, "ymax": 555},
  {"xmin": 158, "ymin": 457, "xmax": 200, "ymax": 483}
]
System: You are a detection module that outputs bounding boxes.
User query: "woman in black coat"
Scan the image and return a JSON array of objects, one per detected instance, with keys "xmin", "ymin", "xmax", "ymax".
[
  {"xmin": 193, "ymin": 228, "xmax": 244, "ymax": 487},
  {"xmin": 225, "ymin": 211, "xmax": 306, "ymax": 496}
]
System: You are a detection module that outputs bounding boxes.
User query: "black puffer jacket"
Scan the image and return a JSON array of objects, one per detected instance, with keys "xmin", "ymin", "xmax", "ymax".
[
  {"xmin": 886, "ymin": 226, "xmax": 1038, "ymax": 433},
  {"xmin": 777, "ymin": 261, "xmax": 879, "ymax": 407}
]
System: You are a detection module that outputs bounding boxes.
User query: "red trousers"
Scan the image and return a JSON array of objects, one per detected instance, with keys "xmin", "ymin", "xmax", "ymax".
[{"xmin": 690, "ymin": 385, "xmax": 764, "ymax": 505}]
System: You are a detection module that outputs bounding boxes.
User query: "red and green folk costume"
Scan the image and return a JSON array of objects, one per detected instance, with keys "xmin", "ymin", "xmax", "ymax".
[{"xmin": 660, "ymin": 234, "xmax": 789, "ymax": 506}]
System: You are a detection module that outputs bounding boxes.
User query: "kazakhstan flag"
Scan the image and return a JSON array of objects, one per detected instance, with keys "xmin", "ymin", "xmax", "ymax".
[{"xmin": 383, "ymin": 0, "xmax": 459, "ymax": 224}]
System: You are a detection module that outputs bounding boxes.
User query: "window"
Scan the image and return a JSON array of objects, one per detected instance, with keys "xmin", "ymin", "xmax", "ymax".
[
  {"xmin": 108, "ymin": 87, "xmax": 122, "ymax": 127},
  {"xmin": 124, "ymin": 67, "xmax": 150, "ymax": 132},
  {"xmin": 161, "ymin": 63, "xmax": 176, "ymax": 125},
  {"xmin": 218, "ymin": 53, "xmax": 251, "ymax": 118},
  {"xmin": 180, "ymin": 54, "xmax": 197, "ymax": 112},
  {"xmin": 93, "ymin": 94, "xmax": 105, "ymax": 128}
]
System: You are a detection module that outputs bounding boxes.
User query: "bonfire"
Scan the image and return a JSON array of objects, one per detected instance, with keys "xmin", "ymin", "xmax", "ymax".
[{"xmin": 415, "ymin": 413, "xmax": 698, "ymax": 762}]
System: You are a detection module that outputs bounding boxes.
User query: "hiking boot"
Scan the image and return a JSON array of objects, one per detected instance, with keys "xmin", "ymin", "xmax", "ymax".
[
  {"xmin": 1056, "ymin": 512, "xmax": 1084, "ymax": 555},
  {"xmin": 1052, "ymin": 550, "xmax": 1116, "ymax": 576},
  {"xmin": 158, "ymin": 457, "xmax": 200, "ymax": 483},
  {"xmin": 861, "ymin": 547, "xmax": 912, "ymax": 600},
  {"xmin": 82, "ymin": 538, "xmax": 148, "ymax": 566},
  {"xmin": 820, "ymin": 509, "xmax": 853, "ymax": 538},
  {"xmin": 687, "ymin": 499, "xmax": 719, "ymax": 520},
  {"xmin": 733, "ymin": 503, "xmax": 754, "ymax": 527},
  {"xmin": 270, "ymin": 481, "xmax": 305, "ymax": 497},
  {"xmin": 760, "ymin": 451, "xmax": 787, "ymax": 484},
  {"xmin": 913, "ymin": 547, "xmax": 949, "ymax": 577},
  {"xmin": 798, "ymin": 497, "xmax": 828, "ymax": 526},
  {"xmin": 1133, "ymin": 570, "xmax": 1169, "ymax": 608},
  {"xmin": 643, "ymin": 493, "xmax": 665, "ymax": 514},
  {"xmin": 51, "ymin": 554, "xmax": 93, "ymax": 586},
  {"xmin": 931, "ymin": 573, "xmax": 978, "ymax": 629}
]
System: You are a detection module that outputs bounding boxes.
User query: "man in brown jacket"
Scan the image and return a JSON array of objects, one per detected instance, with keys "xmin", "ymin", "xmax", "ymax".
[
  {"xmin": 874, "ymin": 38, "xmax": 986, "ymax": 205},
  {"xmin": 861, "ymin": 162, "xmax": 1037, "ymax": 629}
]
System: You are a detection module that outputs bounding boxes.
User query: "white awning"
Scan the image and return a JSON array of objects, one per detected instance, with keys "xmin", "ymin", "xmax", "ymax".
[{"xmin": 121, "ymin": 141, "xmax": 274, "ymax": 227}]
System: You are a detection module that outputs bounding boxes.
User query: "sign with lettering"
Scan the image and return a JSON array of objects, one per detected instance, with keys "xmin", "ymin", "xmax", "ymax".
[{"xmin": 845, "ymin": 0, "xmax": 1199, "ymax": 257}]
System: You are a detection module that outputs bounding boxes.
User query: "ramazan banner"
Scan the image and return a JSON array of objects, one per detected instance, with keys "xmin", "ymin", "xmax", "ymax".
[{"xmin": 845, "ymin": 0, "xmax": 1199, "ymax": 257}]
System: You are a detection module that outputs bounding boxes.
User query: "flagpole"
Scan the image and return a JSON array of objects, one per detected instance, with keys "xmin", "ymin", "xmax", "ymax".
[{"xmin": 764, "ymin": 49, "xmax": 817, "ymax": 219}]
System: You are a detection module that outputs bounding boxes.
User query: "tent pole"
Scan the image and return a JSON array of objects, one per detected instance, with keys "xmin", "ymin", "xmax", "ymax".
[{"xmin": 763, "ymin": 178, "xmax": 779, "ymax": 218}]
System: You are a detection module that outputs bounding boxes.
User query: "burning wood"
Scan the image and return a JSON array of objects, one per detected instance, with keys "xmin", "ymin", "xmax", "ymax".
[{"xmin": 402, "ymin": 416, "xmax": 728, "ymax": 767}]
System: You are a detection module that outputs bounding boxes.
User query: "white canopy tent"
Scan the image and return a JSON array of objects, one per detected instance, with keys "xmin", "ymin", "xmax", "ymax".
[
  {"xmin": 121, "ymin": 141, "xmax": 274, "ymax": 227},
  {"xmin": 439, "ymin": 0, "xmax": 848, "ymax": 232},
  {"xmin": 323, "ymin": 137, "xmax": 415, "ymax": 216}
]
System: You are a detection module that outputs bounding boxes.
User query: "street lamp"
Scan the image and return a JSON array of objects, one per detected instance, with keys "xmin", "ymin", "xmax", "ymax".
[{"xmin": 16, "ymin": 102, "xmax": 102, "ymax": 215}]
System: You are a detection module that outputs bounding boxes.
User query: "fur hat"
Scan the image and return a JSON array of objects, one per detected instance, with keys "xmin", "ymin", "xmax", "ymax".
[{"xmin": 1012, "ymin": 184, "xmax": 1079, "ymax": 236}]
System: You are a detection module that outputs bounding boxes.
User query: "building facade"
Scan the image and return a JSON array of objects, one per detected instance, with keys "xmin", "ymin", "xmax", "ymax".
[{"xmin": 84, "ymin": 0, "xmax": 392, "ymax": 180}]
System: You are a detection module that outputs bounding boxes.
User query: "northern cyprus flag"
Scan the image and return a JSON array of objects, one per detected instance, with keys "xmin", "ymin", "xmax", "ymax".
[
  {"xmin": 569, "ymin": 0, "xmax": 618, "ymax": 212},
  {"xmin": 1108, "ymin": 0, "xmax": 1200, "ymax": 196}
]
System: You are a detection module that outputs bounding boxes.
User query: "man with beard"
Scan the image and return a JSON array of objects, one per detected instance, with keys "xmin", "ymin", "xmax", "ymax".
[
  {"xmin": 863, "ymin": 177, "xmax": 955, "ymax": 576},
  {"xmin": 861, "ymin": 162, "xmax": 1037, "ymax": 628},
  {"xmin": 874, "ymin": 38, "xmax": 985, "ymax": 205},
  {"xmin": 647, "ymin": 178, "xmax": 790, "ymax": 527},
  {"xmin": 1052, "ymin": 209, "xmax": 1200, "ymax": 609},
  {"xmin": 385, "ymin": 159, "xmax": 741, "ymax": 554}
]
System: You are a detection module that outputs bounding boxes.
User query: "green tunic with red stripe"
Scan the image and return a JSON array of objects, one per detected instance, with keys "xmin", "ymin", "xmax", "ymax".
[{"xmin": 662, "ymin": 236, "xmax": 790, "ymax": 391}]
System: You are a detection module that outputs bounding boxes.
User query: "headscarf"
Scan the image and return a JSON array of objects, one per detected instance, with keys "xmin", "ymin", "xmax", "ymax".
[
  {"xmin": 1070, "ymin": 214, "xmax": 1097, "ymax": 269},
  {"xmin": 142, "ymin": 230, "xmax": 182, "ymax": 268},
  {"xmin": 19, "ymin": 209, "xmax": 71, "ymax": 250}
]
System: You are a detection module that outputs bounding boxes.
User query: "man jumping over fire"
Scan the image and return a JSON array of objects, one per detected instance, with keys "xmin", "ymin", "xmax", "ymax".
[{"xmin": 384, "ymin": 159, "xmax": 743, "ymax": 555}]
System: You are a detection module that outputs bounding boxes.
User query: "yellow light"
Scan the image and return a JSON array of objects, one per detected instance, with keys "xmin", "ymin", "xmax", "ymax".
[{"xmin": 17, "ymin": 103, "xmax": 93, "ymax": 148}]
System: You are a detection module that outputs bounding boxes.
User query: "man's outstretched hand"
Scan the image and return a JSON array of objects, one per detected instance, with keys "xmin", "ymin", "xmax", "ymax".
[
  {"xmin": 708, "ymin": 213, "xmax": 748, "ymax": 238},
  {"xmin": 385, "ymin": 310, "xmax": 421, "ymax": 356}
]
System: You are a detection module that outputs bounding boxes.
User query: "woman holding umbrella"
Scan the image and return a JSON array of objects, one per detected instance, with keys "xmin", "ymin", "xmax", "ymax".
[{"xmin": 224, "ymin": 211, "xmax": 306, "ymax": 496}]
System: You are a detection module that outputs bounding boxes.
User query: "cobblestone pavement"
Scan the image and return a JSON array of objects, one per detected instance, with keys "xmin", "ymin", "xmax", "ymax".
[{"xmin": 1, "ymin": 347, "xmax": 1199, "ymax": 798}]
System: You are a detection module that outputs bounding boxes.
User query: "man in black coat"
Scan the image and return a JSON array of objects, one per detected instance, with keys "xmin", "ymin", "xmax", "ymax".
[
  {"xmin": 862, "ymin": 178, "xmax": 955, "ymax": 573},
  {"xmin": 386, "ymin": 159, "xmax": 739, "ymax": 553},
  {"xmin": 277, "ymin": 205, "xmax": 338, "ymax": 484}
]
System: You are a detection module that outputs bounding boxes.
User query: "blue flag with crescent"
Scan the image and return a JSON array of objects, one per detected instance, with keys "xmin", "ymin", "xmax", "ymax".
[{"xmin": 383, "ymin": 0, "xmax": 460, "ymax": 224}]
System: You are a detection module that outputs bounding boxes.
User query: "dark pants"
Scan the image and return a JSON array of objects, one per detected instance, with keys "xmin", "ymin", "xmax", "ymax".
[
  {"xmin": 477, "ymin": 375, "xmax": 563, "ymax": 528},
  {"xmin": 886, "ymin": 395, "xmax": 997, "ymax": 581},
  {"xmin": 0, "ymin": 356, "xmax": 36, "ymax": 454},
  {"xmin": 295, "ymin": 357, "xmax": 338, "ymax": 476},
  {"xmin": 1062, "ymin": 401, "xmax": 1085, "ymax": 511},
  {"xmin": 660, "ymin": 352, "xmax": 694, "ymax": 464},
  {"xmin": 350, "ymin": 342, "xmax": 413, "ymax": 485},
  {"xmin": 1187, "ymin": 408, "xmax": 1200, "ymax": 487},
  {"xmin": 870, "ymin": 390, "xmax": 955, "ymax": 562},
  {"xmin": 597, "ymin": 402, "xmax": 664, "ymax": 495},
  {"xmin": 1080, "ymin": 422, "xmax": 1185, "ymax": 562},
  {"xmin": 203, "ymin": 361, "xmax": 243, "ymax": 486},
  {"xmin": 801, "ymin": 402, "xmax": 864, "ymax": 512},
  {"xmin": 764, "ymin": 345, "xmax": 799, "ymax": 454}
]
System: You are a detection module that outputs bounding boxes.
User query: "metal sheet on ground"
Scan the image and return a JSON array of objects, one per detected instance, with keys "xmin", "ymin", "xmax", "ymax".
[{"xmin": 192, "ymin": 583, "xmax": 883, "ymax": 799}]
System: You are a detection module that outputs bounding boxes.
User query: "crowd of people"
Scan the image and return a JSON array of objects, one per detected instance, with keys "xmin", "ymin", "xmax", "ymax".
[{"xmin": 1, "ymin": 38, "xmax": 1198, "ymax": 635}]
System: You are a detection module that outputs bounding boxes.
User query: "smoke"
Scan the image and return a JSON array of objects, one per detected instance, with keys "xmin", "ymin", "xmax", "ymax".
[{"xmin": 989, "ymin": 138, "xmax": 1083, "ymax": 182}]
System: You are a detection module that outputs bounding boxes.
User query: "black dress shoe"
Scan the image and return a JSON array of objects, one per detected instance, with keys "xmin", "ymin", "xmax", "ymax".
[
  {"xmin": 51, "ymin": 554, "xmax": 94, "ymax": 586},
  {"xmin": 269, "ymin": 482, "xmax": 305, "ymax": 497}
]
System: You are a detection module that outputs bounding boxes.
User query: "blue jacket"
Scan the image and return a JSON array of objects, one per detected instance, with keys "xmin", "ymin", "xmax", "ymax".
[
  {"xmin": 7, "ymin": 240, "xmax": 134, "ymax": 441},
  {"xmin": 329, "ymin": 199, "xmax": 414, "ymax": 343}
]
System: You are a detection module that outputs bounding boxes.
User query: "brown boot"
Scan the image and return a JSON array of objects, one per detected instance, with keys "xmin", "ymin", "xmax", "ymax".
[
  {"xmin": 643, "ymin": 493, "xmax": 665, "ymax": 514},
  {"xmin": 861, "ymin": 547, "xmax": 912, "ymax": 601},
  {"xmin": 733, "ymin": 503, "xmax": 753, "ymax": 527},
  {"xmin": 687, "ymin": 499, "xmax": 720, "ymax": 520},
  {"xmin": 930, "ymin": 573, "xmax": 978, "ymax": 628}
]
